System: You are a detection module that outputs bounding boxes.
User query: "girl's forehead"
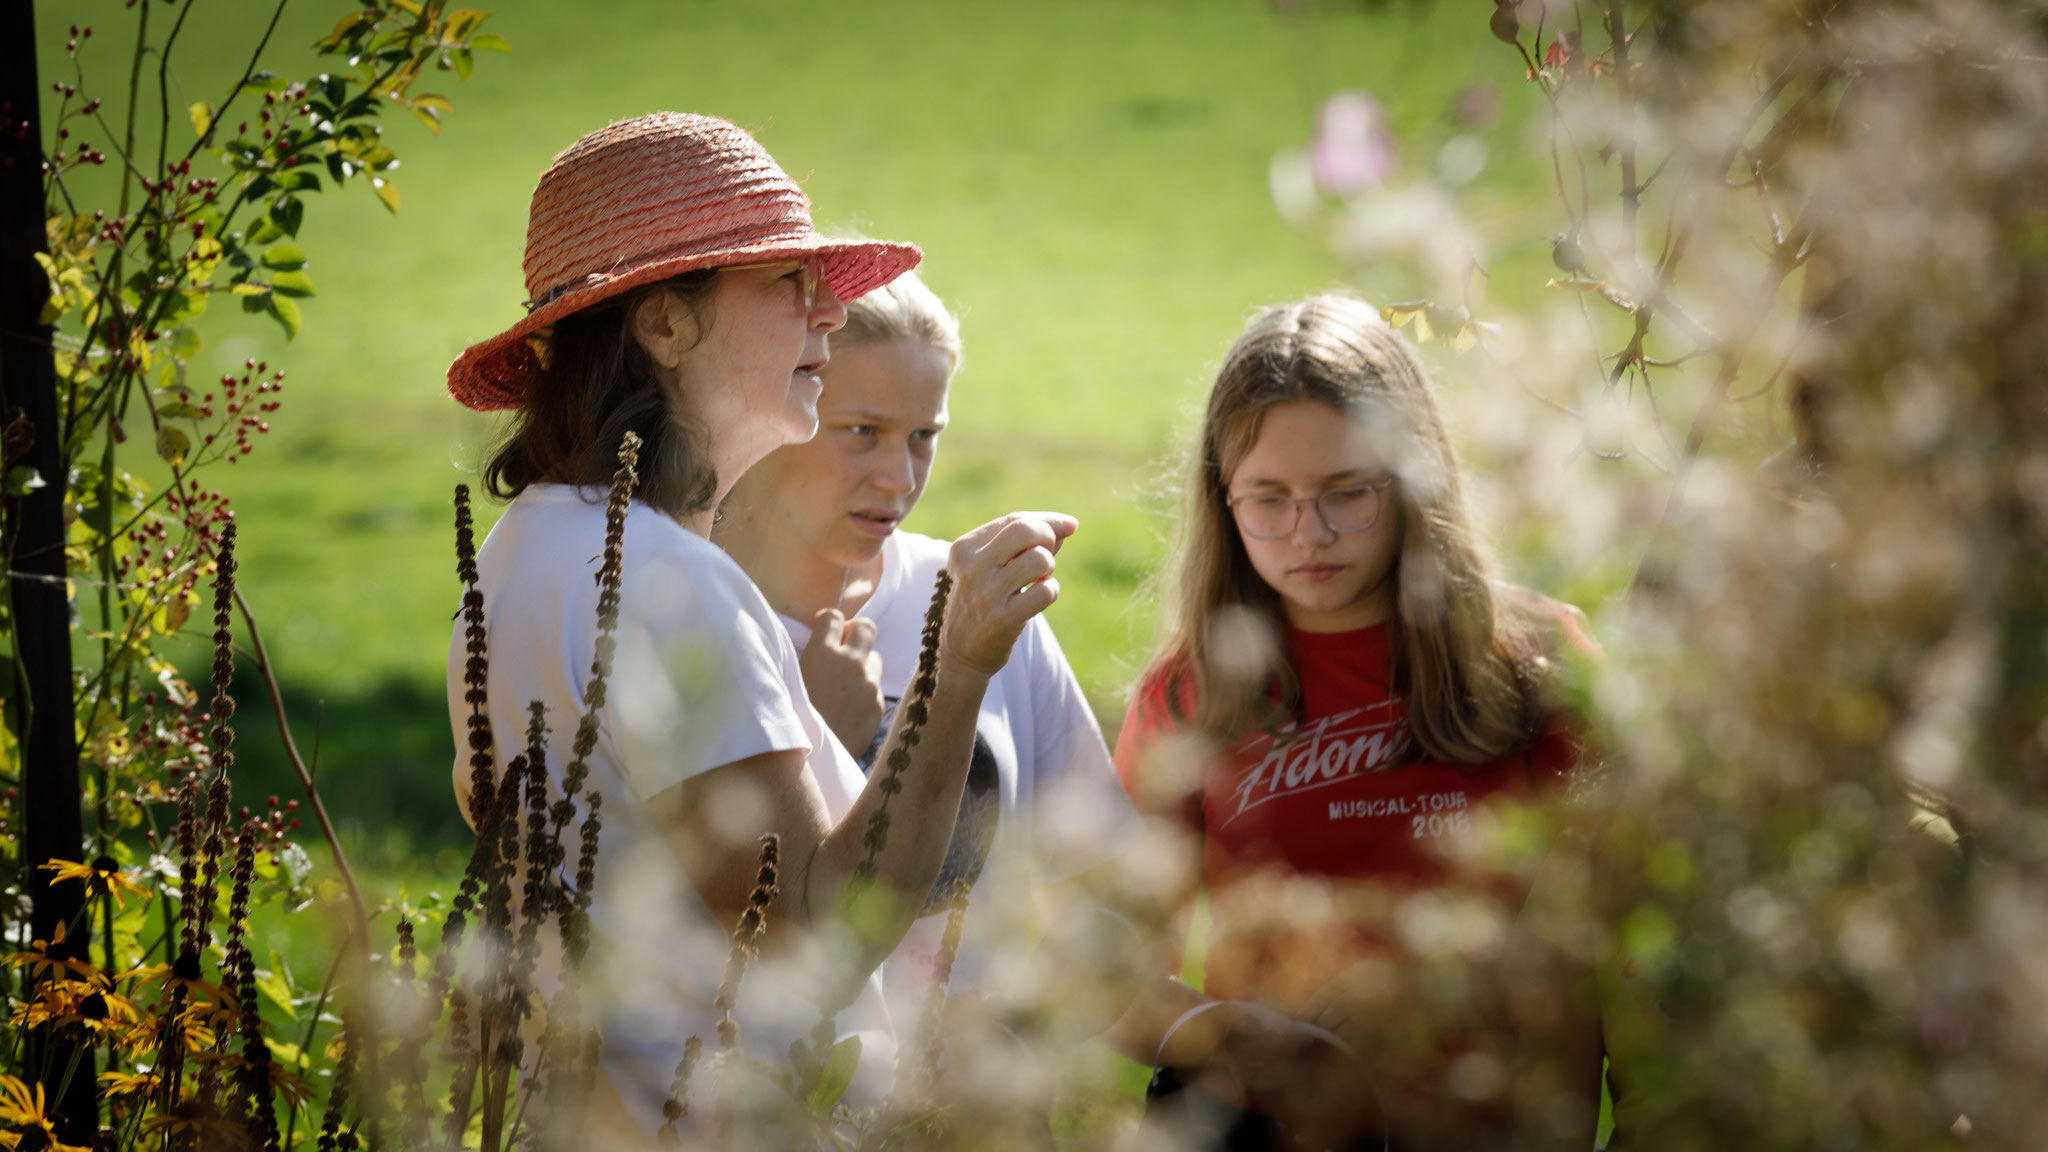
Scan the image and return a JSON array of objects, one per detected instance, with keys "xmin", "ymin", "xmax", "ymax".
[
  {"xmin": 818, "ymin": 339, "xmax": 952, "ymax": 417},
  {"xmin": 1233, "ymin": 401, "xmax": 1388, "ymax": 475}
]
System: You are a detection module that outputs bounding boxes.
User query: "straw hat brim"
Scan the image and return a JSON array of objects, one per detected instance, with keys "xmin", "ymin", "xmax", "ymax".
[{"xmin": 448, "ymin": 233, "xmax": 921, "ymax": 412}]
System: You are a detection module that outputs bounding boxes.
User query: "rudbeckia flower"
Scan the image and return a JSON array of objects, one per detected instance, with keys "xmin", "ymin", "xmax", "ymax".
[{"xmin": 40, "ymin": 855, "xmax": 153, "ymax": 909}]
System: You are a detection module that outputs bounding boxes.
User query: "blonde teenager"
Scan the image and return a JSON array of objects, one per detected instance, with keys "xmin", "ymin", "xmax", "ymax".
[{"xmin": 716, "ymin": 270, "xmax": 1142, "ymax": 1029}]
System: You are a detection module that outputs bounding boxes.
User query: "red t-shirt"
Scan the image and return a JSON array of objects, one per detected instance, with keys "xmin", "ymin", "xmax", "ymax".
[{"xmin": 1115, "ymin": 619, "xmax": 1585, "ymax": 1007}]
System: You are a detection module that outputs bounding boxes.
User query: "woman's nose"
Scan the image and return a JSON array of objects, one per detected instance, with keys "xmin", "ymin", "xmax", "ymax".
[{"xmin": 810, "ymin": 281, "xmax": 847, "ymax": 333}]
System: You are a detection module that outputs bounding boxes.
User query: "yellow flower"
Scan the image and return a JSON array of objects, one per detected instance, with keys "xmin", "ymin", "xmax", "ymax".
[
  {"xmin": 8, "ymin": 980, "xmax": 155, "ymax": 1053},
  {"xmin": 0, "ymin": 1075, "xmax": 93, "ymax": 1152},
  {"xmin": 1, "ymin": 923, "xmax": 99, "ymax": 984},
  {"xmin": 39, "ymin": 856, "xmax": 153, "ymax": 909},
  {"xmin": 98, "ymin": 1069, "xmax": 163, "ymax": 1101}
]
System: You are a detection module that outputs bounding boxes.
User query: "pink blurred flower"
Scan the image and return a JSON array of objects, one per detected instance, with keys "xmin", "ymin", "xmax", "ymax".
[{"xmin": 1309, "ymin": 91, "xmax": 1399, "ymax": 196}]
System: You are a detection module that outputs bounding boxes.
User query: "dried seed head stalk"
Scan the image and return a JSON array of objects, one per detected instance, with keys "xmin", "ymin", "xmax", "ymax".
[
  {"xmin": 448, "ymin": 484, "xmax": 500, "ymax": 974},
  {"xmin": 563, "ymin": 792, "xmax": 603, "ymax": 968},
  {"xmin": 477, "ymin": 712, "xmax": 549, "ymax": 1145},
  {"xmin": 906, "ymin": 877, "xmax": 972, "ymax": 1114},
  {"xmin": 713, "ymin": 834, "xmax": 781, "ymax": 1053},
  {"xmin": 192, "ymin": 522, "xmax": 240, "ymax": 956},
  {"xmin": 550, "ymin": 432, "xmax": 637, "ymax": 843},
  {"xmin": 454, "ymin": 484, "xmax": 499, "ymax": 832},
  {"xmin": 174, "ymin": 770, "xmax": 203, "ymax": 961},
  {"xmin": 656, "ymin": 1035, "xmax": 703, "ymax": 1147},
  {"xmin": 223, "ymin": 824, "xmax": 280, "ymax": 1150},
  {"xmin": 851, "ymin": 571, "xmax": 953, "ymax": 889},
  {"xmin": 392, "ymin": 919, "xmax": 433, "ymax": 1149},
  {"xmin": 443, "ymin": 748, "xmax": 525, "ymax": 1141},
  {"xmin": 315, "ymin": 1008, "xmax": 360, "ymax": 1152},
  {"xmin": 551, "ymin": 433, "xmax": 634, "ymax": 968},
  {"xmin": 511, "ymin": 703, "xmax": 554, "ymax": 1006}
]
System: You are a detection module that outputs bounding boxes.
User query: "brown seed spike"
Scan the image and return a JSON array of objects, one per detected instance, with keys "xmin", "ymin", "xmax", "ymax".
[
  {"xmin": 849, "ymin": 570, "xmax": 952, "ymax": 891},
  {"xmin": 711, "ymin": 834, "xmax": 780, "ymax": 1054}
]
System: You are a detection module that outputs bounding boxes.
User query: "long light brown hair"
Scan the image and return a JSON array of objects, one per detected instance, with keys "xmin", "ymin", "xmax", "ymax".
[{"xmin": 1150, "ymin": 294, "xmax": 1554, "ymax": 765}]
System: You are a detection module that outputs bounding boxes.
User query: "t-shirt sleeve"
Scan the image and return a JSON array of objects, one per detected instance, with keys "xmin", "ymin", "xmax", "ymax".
[
  {"xmin": 607, "ymin": 548, "xmax": 812, "ymax": 799},
  {"xmin": 1016, "ymin": 618, "xmax": 1141, "ymax": 881},
  {"xmin": 1112, "ymin": 666, "xmax": 1208, "ymax": 833}
]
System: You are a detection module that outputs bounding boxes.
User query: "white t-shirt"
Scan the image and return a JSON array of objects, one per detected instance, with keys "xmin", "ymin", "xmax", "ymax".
[
  {"xmin": 446, "ymin": 485, "xmax": 891, "ymax": 1136},
  {"xmin": 780, "ymin": 530, "xmax": 1142, "ymax": 1020}
]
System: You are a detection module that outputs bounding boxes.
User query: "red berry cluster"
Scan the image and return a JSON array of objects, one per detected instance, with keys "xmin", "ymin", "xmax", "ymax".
[
  {"xmin": 202, "ymin": 359, "xmax": 286, "ymax": 462},
  {"xmin": 249, "ymin": 796, "xmax": 304, "ymax": 848},
  {"xmin": 160, "ymin": 487, "xmax": 234, "ymax": 607}
]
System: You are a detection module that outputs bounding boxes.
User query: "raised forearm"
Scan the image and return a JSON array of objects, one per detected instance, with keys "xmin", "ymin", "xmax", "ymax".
[{"xmin": 806, "ymin": 656, "xmax": 991, "ymax": 959}]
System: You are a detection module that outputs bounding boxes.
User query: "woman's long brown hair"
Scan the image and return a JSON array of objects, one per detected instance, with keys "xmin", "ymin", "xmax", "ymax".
[
  {"xmin": 484, "ymin": 270, "xmax": 720, "ymax": 517},
  {"xmin": 1150, "ymin": 294, "xmax": 1553, "ymax": 765}
]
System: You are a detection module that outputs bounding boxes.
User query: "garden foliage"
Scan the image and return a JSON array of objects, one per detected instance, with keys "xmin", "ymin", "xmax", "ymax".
[{"xmin": 2, "ymin": 1, "xmax": 503, "ymax": 1145}]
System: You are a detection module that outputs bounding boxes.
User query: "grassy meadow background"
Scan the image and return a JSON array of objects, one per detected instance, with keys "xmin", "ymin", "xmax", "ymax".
[{"xmin": 36, "ymin": 0, "xmax": 1574, "ymax": 872}]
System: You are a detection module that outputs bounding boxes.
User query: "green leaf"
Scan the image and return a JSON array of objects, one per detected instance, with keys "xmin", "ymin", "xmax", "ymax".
[
  {"xmin": 806, "ymin": 1035, "xmax": 862, "ymax": 1117},
  {"xmin": 157, "ymin": 401, "xmax": 206, "ymax": 420},
  {"xmin": 259, "ymin": 244, "xmax": 307, "ymax": 271},
  {"xmin": 270, "ymin": 194, "xmax": 305, "ymax": 237},
  {"xmin": 268, "ymin": 270, "xmax": 317, "ymax": 298},
  {"xmin": 184, "ymin": 237, "xmax": 224, "ymax": 283},
  {"xmin": 169, "ymin": 326, "xmax": 203, "ymax": 359},
  {"xmin": 32, "ymin": 252, "xmax": 68, "ymax": 324},
  {"xmin": 470, "ymin": 33, "xmax": 511, "ymax": 53},
  {"xmin": 267, "ymin": 294, "xmax": 302, "ymax": 340},
  {"xmin": 247, "ymin": 216, "xmax": 286, "ymax": 245},
  {"xmin": 188, "ymin": 101, "xmax": 214, "ymax": 140},
  {"xmin": 158, "ymin": 290, "xmax": 208, "ymax": 327},
  {"xmin": 238, "ymin": 72, "xmax": 289, "ymax": 95},
  {"xmin": 371, "ymin": 177, "xmax": 402, "ymax": 214},
  {"xmin": 229, "ymin": 282, "xmax": 271, "ymax": 297},
  {"xmin": 265, "ymin": 1038, "xmax": 308, "ymax": 1069},
  {"xmin": 444, "ymin": 8, "xmax": 488, "ymax": 39},
  {"xmin": 272, "ymin": 168, "xmax": 322, "ymax": 193},
  {"xmin": 452, "ymin": 47, "xmax": 474, "ymax": 81},
  {"xmin": 155, "ymin": 427, "xmax": 190, "ymax": 468},
  {"xmin": 318, "ymin": 11, "xmax": 368, "ymax": 49},
  {"xmin": 4, "ymin": 465, "xmax": 47, "ymax": 496},
  {"xmin": 255, "ymin": 964, "xmax": 298, "ymax": 1021},
  {"xmin": 408, "ymin": 104, "xmax": 443, "ymax": 134}
]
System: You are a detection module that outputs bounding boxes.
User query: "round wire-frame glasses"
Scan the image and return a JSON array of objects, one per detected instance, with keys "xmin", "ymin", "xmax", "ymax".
[{"xmin": 1227, "ymin": 476, "xmax": 1395, "ymax": 540}]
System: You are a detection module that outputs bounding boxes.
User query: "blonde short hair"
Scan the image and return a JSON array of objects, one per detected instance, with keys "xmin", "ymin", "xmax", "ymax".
[{"xmin": 838, "ymin": 269, "xmax": 963, "ymax": 369}]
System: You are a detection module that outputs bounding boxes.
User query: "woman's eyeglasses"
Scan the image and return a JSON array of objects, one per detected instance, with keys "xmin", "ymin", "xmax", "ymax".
[
  {"xmin": 1227, "ymin": 477, "xmax": 1394, "ymax": 540},
  {"xmin": 725, "ymin": 255, "xmax": 823, "ymax": 312}
]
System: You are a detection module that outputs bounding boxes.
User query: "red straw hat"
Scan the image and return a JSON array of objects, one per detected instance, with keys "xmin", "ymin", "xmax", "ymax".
[{"xmin": 448, "ymin": 112, "xmax": 922, "ymax": 411}]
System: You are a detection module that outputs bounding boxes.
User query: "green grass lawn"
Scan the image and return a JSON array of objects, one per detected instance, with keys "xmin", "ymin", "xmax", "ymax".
[{"xmin": 37, "ymin": 0, "xmax": 1572, "ymax": 850}]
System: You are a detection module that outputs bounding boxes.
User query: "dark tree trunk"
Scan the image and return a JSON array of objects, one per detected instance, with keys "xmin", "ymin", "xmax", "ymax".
[{"xmin": 0, "ymin": 1, "xmax": 98, "ymax": 1141}]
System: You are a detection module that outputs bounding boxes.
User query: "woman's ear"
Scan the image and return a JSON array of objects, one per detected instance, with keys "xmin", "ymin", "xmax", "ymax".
[{"xmin": 628, "ymin": 288, "xmax": 695, "ymax": 371}]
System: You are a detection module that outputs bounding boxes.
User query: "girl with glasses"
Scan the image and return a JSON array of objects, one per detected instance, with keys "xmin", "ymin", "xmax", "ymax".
[
  {"xmin": 1110, "ymin": 294, "xmax": 1597, "ymax": 1149},
  {"xmin": 445, "ymin": 113, "xmax": 1074, "ymax": 1143}
]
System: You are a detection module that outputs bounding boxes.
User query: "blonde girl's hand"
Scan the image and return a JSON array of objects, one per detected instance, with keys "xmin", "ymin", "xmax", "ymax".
[
  {"xmin": 941, "ymin": 512, "xmax": 1079, "ymax": 678},
  {"xmin": 800, "ymin": 607, "xmax": 886, "ymax": 754}
]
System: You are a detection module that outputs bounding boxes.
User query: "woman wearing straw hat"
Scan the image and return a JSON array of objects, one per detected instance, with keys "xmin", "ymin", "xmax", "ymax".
[{"xmin": 444, "ymin": 112, "xmax": 1075, "ymax": 1140}]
